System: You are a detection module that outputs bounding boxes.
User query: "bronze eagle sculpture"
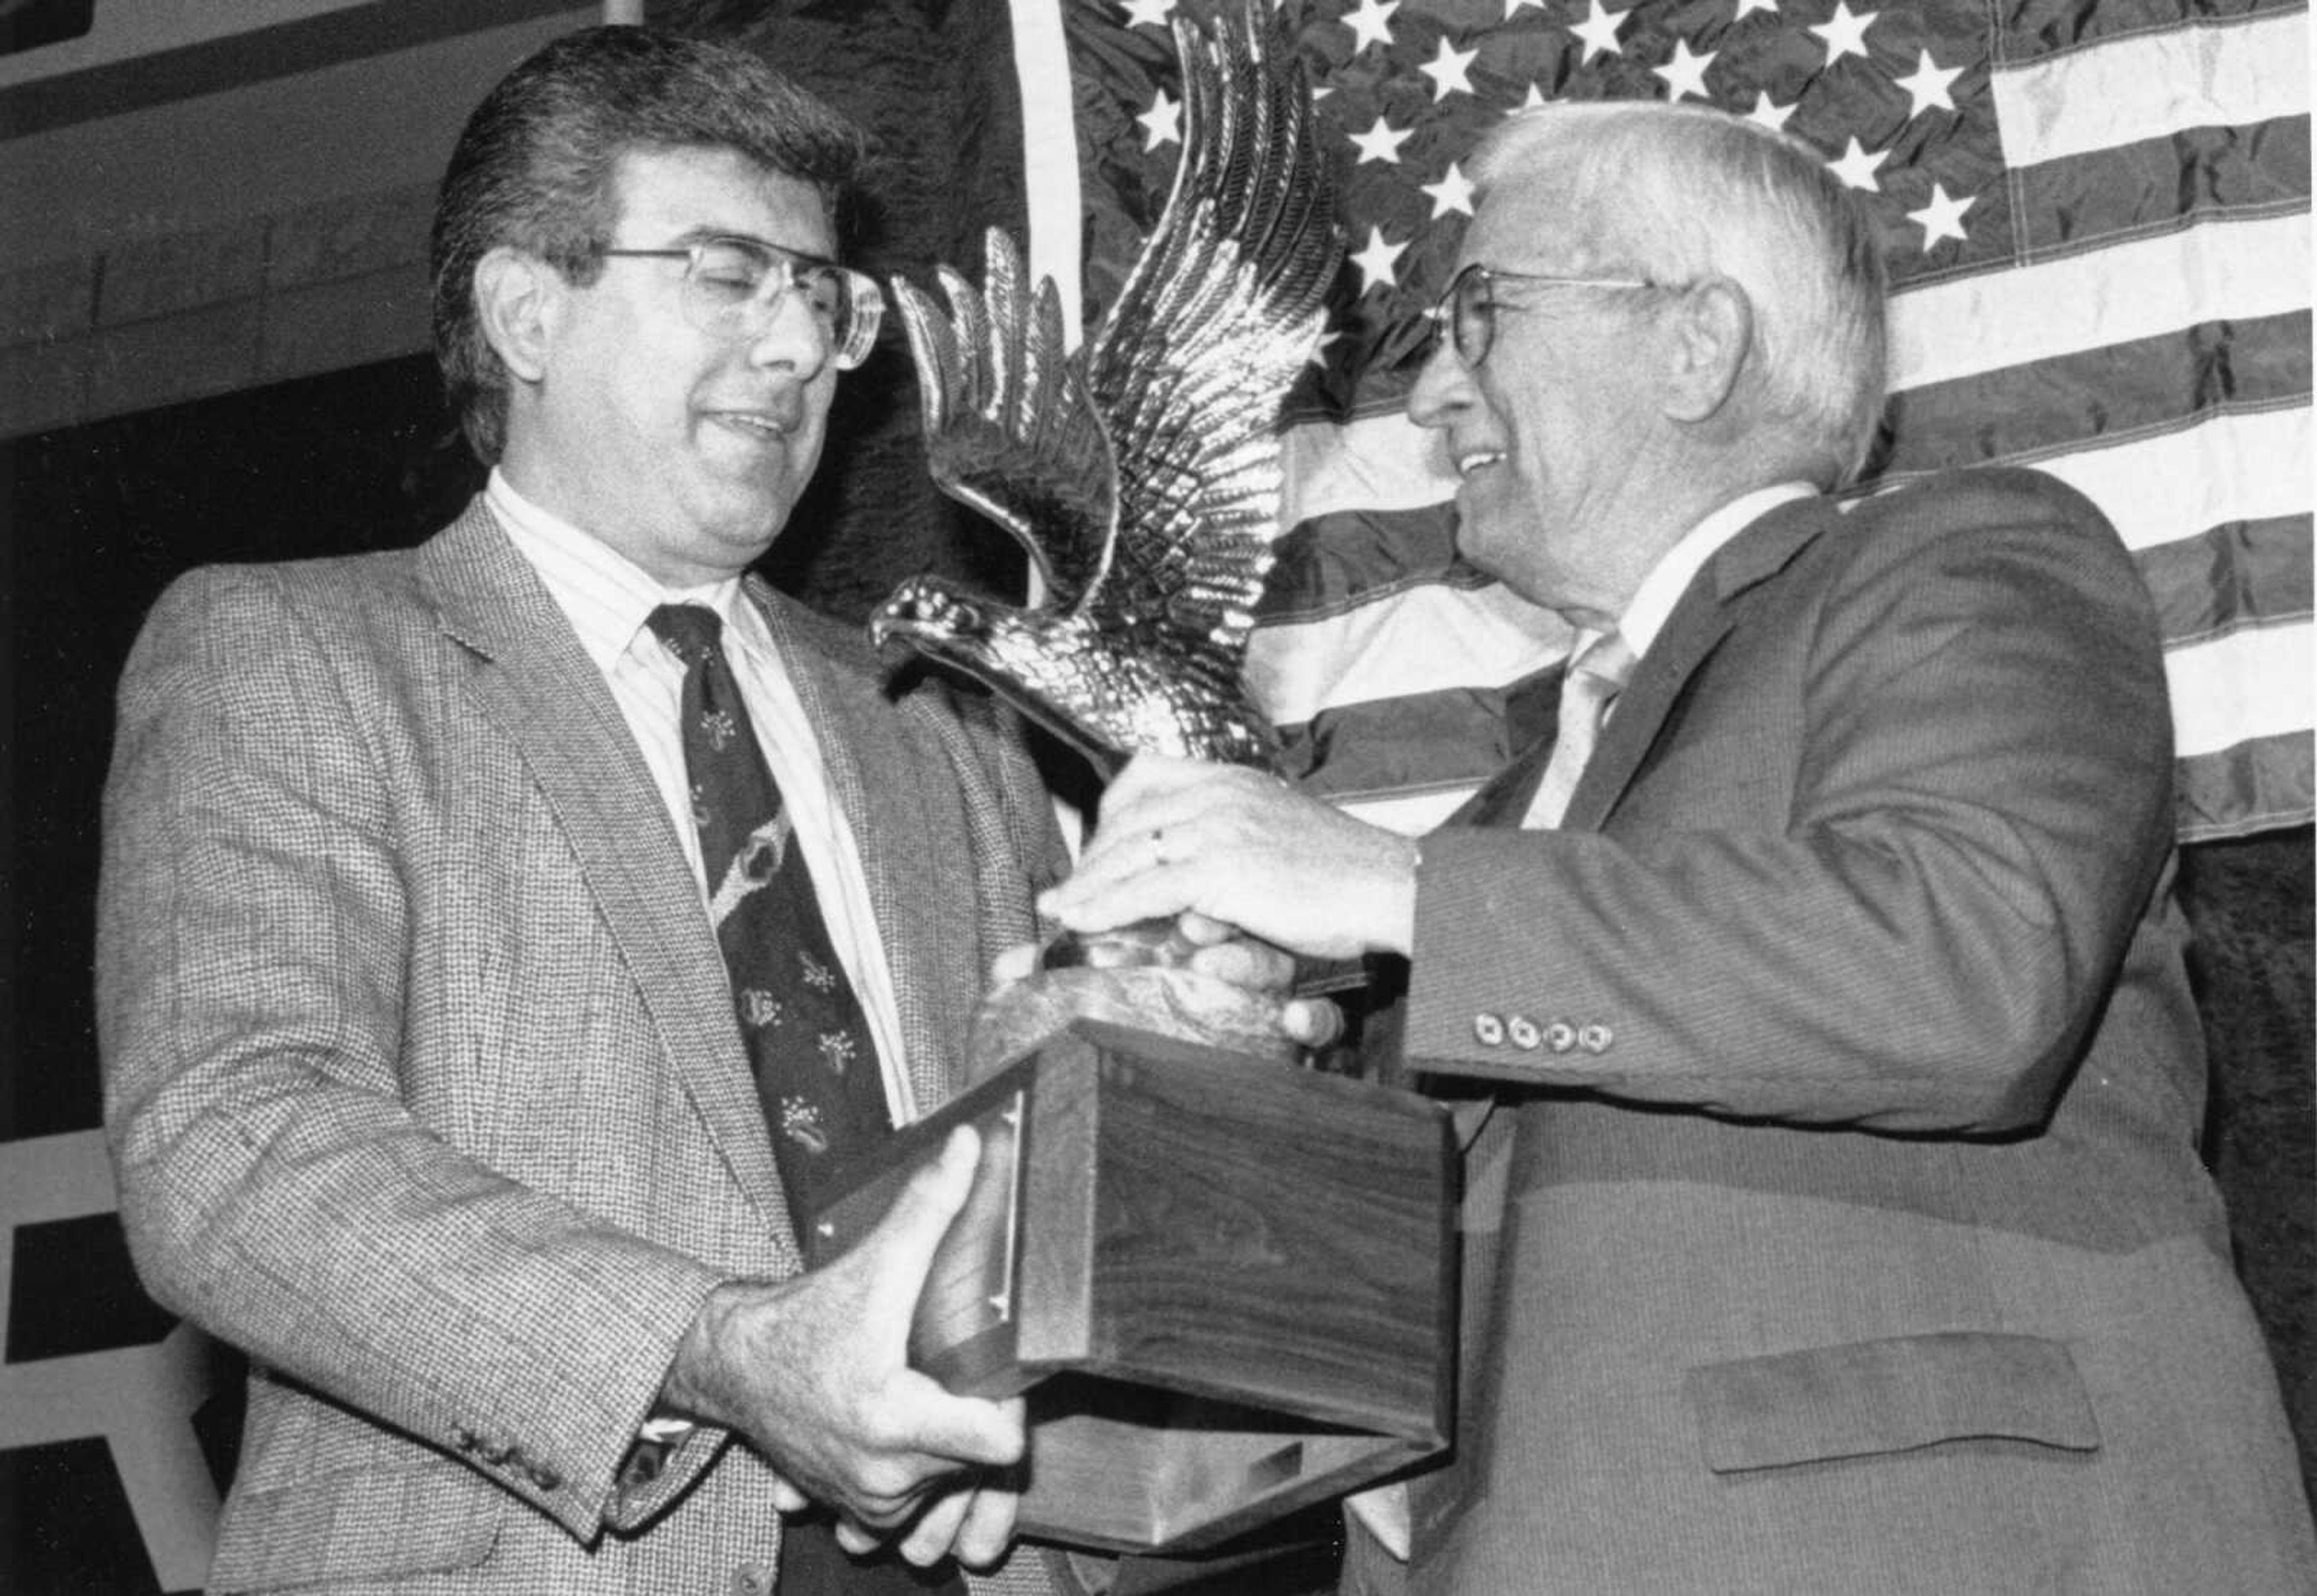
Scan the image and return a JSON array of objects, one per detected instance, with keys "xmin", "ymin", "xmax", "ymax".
[{"xmin": 869, "ymin": 5, "xmax": 1341, "ymax": 778}]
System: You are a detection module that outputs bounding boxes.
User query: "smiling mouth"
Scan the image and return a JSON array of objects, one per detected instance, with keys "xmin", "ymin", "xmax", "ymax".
[
  {"xmin": 710, "ymin": 410, "xmax": 797, "ymax": 439},
  {"xmin": 1454, "ymin": 449, "xmax": 1505, "ymax": 475}
]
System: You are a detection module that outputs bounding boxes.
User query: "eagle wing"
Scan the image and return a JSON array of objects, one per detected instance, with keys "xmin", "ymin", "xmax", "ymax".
[
  {"xmin": 887, "ymin": 231, "xmax": 1118, "ymax": 609},
  {"xmin": 1083, "ymin": 5, "xmax": 1340, "ymax": 711}
]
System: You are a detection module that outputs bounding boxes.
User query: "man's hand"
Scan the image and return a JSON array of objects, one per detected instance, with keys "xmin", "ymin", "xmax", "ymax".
[
  {"xmin": 1039, "ymin": 755, "xmax": 1420, "ymax": 961},
  {"xmin": 990, "ymin": 911, "xmax": 1342, "ymax": 1050},
  {"xmin": 661, "ymin": 1127, "xmax": 1022, "ymax": 1567}
]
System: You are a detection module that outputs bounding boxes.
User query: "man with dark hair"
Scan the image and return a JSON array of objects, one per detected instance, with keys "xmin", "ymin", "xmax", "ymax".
[
  {"xmin": 1045, "ymin": 100, "xmax": 2317, "ymax": 1592},
  {"xmin": 98, "ymin": 25, "xmax": 1151, "ymax": 1594}
]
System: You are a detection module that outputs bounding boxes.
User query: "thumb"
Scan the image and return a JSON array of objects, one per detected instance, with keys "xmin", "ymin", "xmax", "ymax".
[{"xmin": 853, "ymin": 1124, "xmax": 981, "ymax": 1325}]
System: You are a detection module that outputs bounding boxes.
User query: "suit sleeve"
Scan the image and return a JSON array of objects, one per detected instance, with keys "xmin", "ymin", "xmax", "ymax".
[
  {"xmin": 96, "ymin": 567, "xmax": 728, "ymax": 1542},
  {"xmin": 1402, "ymin": 479, "xmax": 2176, "ymax": 1134}
]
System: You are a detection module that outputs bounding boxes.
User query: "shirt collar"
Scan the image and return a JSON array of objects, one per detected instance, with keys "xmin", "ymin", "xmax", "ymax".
[
  {"xmin": 1616, "ymin": 481, "xmax": 1815, "ymax": 659},
  {"xmin": 486, "ymin": 469, "xmax": 751, "ymax": 670}
]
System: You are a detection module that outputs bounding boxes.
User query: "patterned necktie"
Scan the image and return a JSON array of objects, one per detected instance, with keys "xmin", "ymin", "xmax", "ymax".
[
  {"xmin": 1523, "ymin": 629, "xmax": 1638, "ymax": 830},
  {"xmin": 647, "ymin": 604, "xmax": 891, "ymax": 1221},
  {"xmin": 652, "ymin": 607, "xmax": 964, "ymax": 1594}
]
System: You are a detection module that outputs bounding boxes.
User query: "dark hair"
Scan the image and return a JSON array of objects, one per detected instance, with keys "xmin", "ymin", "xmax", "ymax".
[{"xmin": 430, "ymin": 25, "xmax": 869, "ymax": 462}]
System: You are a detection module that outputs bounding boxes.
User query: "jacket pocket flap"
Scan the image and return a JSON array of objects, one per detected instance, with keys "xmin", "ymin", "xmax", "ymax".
[
  {"xmin": 211, "ymin": 1466, "xmax": 501, "ymax": 1591},
  {"xmin": 1686, "ymin": 1331, "xmax": 2099, "ymax": 1474}
]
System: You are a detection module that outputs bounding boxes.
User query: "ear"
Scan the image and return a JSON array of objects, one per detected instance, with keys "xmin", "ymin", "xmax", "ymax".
[
  {"xmin": 1657, "ymin": 275, "xmax": 1752, "ymax": 425},
  {"xmin": 472, "ymin": 246, "xmax": 561, "ymax": 384}
]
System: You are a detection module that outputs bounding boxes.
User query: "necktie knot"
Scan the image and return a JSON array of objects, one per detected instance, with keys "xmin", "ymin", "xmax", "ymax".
[
  {"xmin": 647, "ymin": 602, "xmax": 723, "ymax": 667},
  {"xmin": 1522, "ymin": 628, "xmax": 1636, "ymax": 830},
  {"xmin": 1568, "ymin": 628, "xmax": 1636, "ymax": 701}
]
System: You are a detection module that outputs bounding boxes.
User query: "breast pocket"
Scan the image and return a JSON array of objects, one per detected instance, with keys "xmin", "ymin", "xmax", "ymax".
[{"xmin": 1685, "ymin": 1330, "xmax": 2101, "ymax": 1473}]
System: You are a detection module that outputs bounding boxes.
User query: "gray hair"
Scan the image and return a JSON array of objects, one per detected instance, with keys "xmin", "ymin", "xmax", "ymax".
[{"xmin": 1472, "ymin": 100, "xmax": 1887, "ymax": 486}]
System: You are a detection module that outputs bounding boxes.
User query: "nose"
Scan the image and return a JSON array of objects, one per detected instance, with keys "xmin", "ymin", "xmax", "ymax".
[
  {"xmin": 743, "ymin": 282, "xmax": 833, "ymax": 378},
  {"xmin": 1405, "ymin": 337, "xmax": 1471, "ymax": 430}
]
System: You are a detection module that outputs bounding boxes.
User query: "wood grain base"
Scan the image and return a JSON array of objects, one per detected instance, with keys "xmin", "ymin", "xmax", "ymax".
[{"xmin": 806, "ymin": 1019, "xmax": 1455, "ymax": 1554}]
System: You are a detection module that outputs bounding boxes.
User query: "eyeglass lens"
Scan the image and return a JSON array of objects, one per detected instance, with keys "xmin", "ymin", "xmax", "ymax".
[
  {"xmin": 684, "ymin": 240, "xmax": 879, "ymax": 367},
  {"xmin": 1450, "ymin": 265, "xmax": 1495, "ymax": 367}
]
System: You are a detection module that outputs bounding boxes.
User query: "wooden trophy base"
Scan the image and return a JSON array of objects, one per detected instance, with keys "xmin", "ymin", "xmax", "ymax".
[{"xmin": 805, "ymin": 1016, "xmax": 1455, "ymax": 1556}]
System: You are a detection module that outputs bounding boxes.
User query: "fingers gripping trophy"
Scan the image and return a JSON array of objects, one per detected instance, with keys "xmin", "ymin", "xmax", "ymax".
[{"xmin": 870, "ymin": 3, "xmax": 1341, "ymax": 1079}]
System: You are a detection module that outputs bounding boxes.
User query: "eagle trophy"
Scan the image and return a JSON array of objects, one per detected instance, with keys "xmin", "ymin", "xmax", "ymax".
[{"xmin": 869, "ymin": 4, "xmax": 1341, "ymax": 781}]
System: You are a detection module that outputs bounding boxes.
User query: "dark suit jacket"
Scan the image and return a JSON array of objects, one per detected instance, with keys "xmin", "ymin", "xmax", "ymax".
[
  {"xmin": 1390, "ymin": 468, "xmax": 2315, "ymax": 1592},
  {"xmin": 97, "ymin": 501, "xmax": 1066, "ymax": 1595}
]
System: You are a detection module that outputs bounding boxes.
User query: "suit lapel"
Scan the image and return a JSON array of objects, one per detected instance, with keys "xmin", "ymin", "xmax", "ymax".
[
  {"xmin": 1561, "ymin": 495, "xmax": 1836, "ymax": 833},
  {"xmin": 418, "ymin": 503, "xmax": 792, "ymax": 1241},
  {"xmin": 748, "ymin": 582, "xmax": 964, "ymax": 1124},
  {"xmin": 1451, "ymin": 700, "xmax": 1565, "ymax": 831}
]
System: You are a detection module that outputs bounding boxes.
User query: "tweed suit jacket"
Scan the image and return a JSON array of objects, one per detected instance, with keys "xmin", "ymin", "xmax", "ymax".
[
  {"xmin": 1385, "ymin": 468, "xmax": 2316, "ymax": 1594},
  {"xmin": 97, "ymin": 500, "xmax": 1069, "ymax": 1596}
]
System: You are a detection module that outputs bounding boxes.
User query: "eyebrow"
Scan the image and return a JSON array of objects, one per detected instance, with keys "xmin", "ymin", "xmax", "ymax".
[{"xmin": 658, "ymin": 226, "xmax": 845, "ymax": 270}]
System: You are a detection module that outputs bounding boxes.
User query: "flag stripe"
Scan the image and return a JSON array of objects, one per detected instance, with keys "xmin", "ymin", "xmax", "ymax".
[
  {"xmin": 2012, "ymin": 116, "xmax": 2310, "ymax": 256},
  {"xmin": 1009, "ymin": 0, "xmax": 1083, "ymax": 341},
  {"xmin": 1886, "ymin": 210, "xmax": 2309, "ymax": 391},
  {"xmin": 2167, "ymin": 619, "xmax": 2314, "ymax": 757},
  {"xmin": 2026, "ymin": 404, "xmax": 2309, "ymax": 555},
  {"xmin": 1878, "ymin": 311, "xmax": 2310, "ymax": 476},
  {"xmin": 1997, "ymin": 0, "xmax": 2303, "ymax": 62},
  {"xmin": 1247, "ymin": 576, "xmax": 1574, "ymax": 725},
  {"xmin": 2176, "ymin": 730, "xmax": 2315, "ymax": 841},
  {"xmin": 1262, "ymin": 503, "xmax": 1469, "ymax": 618},
  {"xmin": 1991, "ymin": 5, "xmax": 2308, "ymax": 167},
  {"xmin": 1281, "ymin": 674, "xmax": 1557, "ymax": 794},
  {"xmin": 1279, "ymin": 407, "xmax": 1452, "ymax": 524},
  {"xmin": 2135, "ymin": 515, "xmax": 2313, "ymax": 642}
]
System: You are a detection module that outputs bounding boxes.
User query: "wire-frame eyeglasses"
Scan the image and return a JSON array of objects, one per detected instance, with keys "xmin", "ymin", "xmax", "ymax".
[
  {"xmin": 596, "ymin": 235, "xmax": 885, "ymax": 370},
  {"xmin": 1425, "ymin": 261, "xmax": 1659, "ymax": 369}
]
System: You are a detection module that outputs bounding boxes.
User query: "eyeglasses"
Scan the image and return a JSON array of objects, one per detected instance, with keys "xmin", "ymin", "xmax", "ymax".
[
  {"xmin": 596, "ymin": 235, "xmax": 885, "ymax": 369},
  {"xmin": 1425, "ymin": 261, "xmax": 1658, "ymax": 370}
]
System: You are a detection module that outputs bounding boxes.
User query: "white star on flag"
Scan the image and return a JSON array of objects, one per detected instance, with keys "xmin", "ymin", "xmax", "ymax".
[
  {"xmin": 1516, "ymin": 83, "xmax": 1550, "ymax": 111},
  {"xmin": 1743, "ymin": 89, "xmax": 1796, "ymax": 132},
  {"xmin": 1136, "ymin": 86, "xmax": 1180, "ymax": 150},
  {"xmin": 1828, "ymin": 135, "xmax": 1886, "ymax": 191},
  {"xmin": 1119, "ymin": 0, "xmax": 1174, "ymax": 30},
  {"xmin": 1907, "ymin": 182, "xmax": 1975, "ymax": 248},
  {"xmin": 1893, "ymin": 50, "xmax": 1964, "ymax": 117},
  {"xmin": 1734, "ymin": 0, "xmax": 1779, "ymax": 16},
  {"xmin": 1349, "ymin": 113, "xmax": 1415, "ymax": 165},
  {"xmin": 1568, "ymin": 0, "xmax": 1629, "ymax": 63},
  {"xmin": 1350, "ymin": 224, "xmax": 1409, "ymax": 294},
  {"xmin": 1810, "ymin": 2, "xmax": 1878, "ymax": 64},
  {"xmin": 1422, "ymin": 161, "xmax": 1478, "ymax": 217},
  {"xmin": 1653, "ymin": 37, "xmax": 1715, "ymax": 101},
  {"xmin": 1419, "ymin": 36, "xmax": 1481, "ymax": 101},
  {"xmin": 1342, "ymin": 0, "xmax": 1400, "ymax": 54},
  {"xmin": 1502, "ymin": 0, "xmax": 1547, "ymax": 14}
]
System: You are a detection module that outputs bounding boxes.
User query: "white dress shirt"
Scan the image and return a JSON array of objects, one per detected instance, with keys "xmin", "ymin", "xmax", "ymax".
[
  {"xmin": 1519, "ymin": 482, "xmax": 1814, "ymax": 831},
  {"xmin": 486, "ymin": 470, "xmax": 922, "ymax": 1125}
]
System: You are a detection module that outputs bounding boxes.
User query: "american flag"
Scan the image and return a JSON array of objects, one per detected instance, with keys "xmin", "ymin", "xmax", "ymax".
[{"xmin": 993, "ymin": 0, "xmax": 2312, "ymax": 841}]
